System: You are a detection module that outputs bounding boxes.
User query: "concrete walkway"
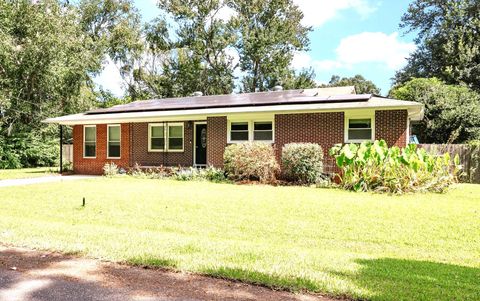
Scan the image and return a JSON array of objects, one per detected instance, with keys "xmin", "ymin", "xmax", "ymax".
[{"xmin": 0, "ymin": 175, "xmax": 97, "ymax": 188}]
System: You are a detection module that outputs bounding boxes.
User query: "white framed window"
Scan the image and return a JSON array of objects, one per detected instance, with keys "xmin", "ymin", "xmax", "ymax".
[
  {"xmin": 148, "ymin": 124, "xmax": 165, "ymax": 152},
  {"xmin": 148, "ymin": 123, "xmax": 184, "ymax": 152},
  {"xmin": 83, "ymin": 125, "xmax": 96, "ymax": 158},
  {"xmin": 107, "ymin": 124, "xmax": 121, "ymax": 159},
  {"xmin": 230, "ymin": 122, "xmax": 249, "ymax": 142},
  {"xmin": 253, "ymin": 121, "xmax": 273, "ymax": 141},
  {"xmin": 167, "ymin": 123, "xmax": 184, "ymax": 151},
  {"xmin": 228, "ymin": 120, "xmax": 274, "ymax": 143},
  {"xmin": 345, "ymin": 113, "xmax": 374, "ymax": 143}
]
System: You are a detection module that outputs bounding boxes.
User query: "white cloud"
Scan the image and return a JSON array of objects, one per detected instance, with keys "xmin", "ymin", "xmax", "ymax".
[
  {"xmin": 292, "ymin": 32, "xmax": 416, "ymax": 73},
  {"xmin": 93, "ymin": 58, "xmax": 125, "ymax": 97},
  {"xmin": 293, "ymin": 0, "xmax": 378, "ymax": 28},
  {"xmin": 336, "ymin": 32, "xmax": 416, "ymax": 69}
]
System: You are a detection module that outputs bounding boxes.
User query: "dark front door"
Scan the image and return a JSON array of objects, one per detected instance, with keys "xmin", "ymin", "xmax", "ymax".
[{"xmin": 195, "ymin": 123, "xmax": 207, "ymax": 165}]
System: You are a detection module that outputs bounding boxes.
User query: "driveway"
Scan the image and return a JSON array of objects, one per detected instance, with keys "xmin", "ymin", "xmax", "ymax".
[
  {"xmin": 0, "ymin": 246, "xmax": 335, "ymax": 301},
  {"xmin": 0, "ymin": 175, "xmax": 97, "ymax": 188}
]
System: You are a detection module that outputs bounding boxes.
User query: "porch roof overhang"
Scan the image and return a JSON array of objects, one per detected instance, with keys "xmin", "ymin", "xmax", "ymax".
[{"xmin": 43, "ymin": 96, "xmax": 424, "ymax": 126}]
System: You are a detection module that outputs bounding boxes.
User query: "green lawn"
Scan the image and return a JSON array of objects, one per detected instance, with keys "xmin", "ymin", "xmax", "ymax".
[
  {"xmin": 0, "ymin": 167, "xmax": 57, "ymax": 180},
  {"xmin": 0, "ymin": 178, "xmax": 478, "ymax": 300}
]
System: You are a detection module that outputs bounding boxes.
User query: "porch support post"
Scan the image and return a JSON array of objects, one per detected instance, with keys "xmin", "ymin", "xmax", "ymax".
[{"xmin": 59, "ymin": 124, "xmax": 63, "ymax": 174}]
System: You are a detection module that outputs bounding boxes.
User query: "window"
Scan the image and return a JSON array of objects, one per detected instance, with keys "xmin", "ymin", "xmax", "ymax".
[
  {"xmin": 149, "ymin": 124, "xmax": 165, "ymax": 151},
  {"xmin": 228, "ymin": 120, "xmax": 274, "ymax": 143},
  {"xmin": 83, "ymin": 125, "xmax": 96, "ymax": 158},
  {"xmin": 230, "ymin": 122, "xmax": 249, "ymax": 141},
  {"xmin": 168, "ymin": 124, "xmax": 184, "ymax": 151},
  {"xmin": 253, "ymin": 121, "xmax": 273, "ymax": 141},
  {"xmin": 347, "ymin": 118, "xmax": 373, "ymax": 142},
  {"xmin": 107, "ymin": 125, "xmax": 121, "ymax": 158},
  {"xmin": 148, "ymin": 123, "xmax": 184, "ymax": 152}
]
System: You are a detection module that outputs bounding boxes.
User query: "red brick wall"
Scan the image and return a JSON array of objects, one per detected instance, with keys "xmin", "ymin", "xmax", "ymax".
[
  {"xmin": 206, "ymin": 116, "xmax": 227, "ymax": 167},
  {"xmin": 375, "ymin": 110, "xmax": 408, "ymax": 148},
  {"xmin": 71, "ymin": 110, "xmax": 409, "ymax": 175},
  {"xmin": 274, "ymin": 112, "xmax": 345, "ymax": 173},
  {"xmin": 130, "ymin": 122, "xmax": 193, "ymax": 167},
  {"xmin": 73, "ymin": 124, "xmax": 130, "ymax": 175}
]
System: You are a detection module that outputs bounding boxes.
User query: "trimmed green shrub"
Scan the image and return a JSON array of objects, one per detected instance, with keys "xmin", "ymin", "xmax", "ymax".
[
  {"xmin": 224, "ymin": 142, "xmax": 279, "ymax": 183},
  {"xmin": 329, "ymin": 140, "xmax": 461, "ymax": 193},
  {"xmin": 282, "ymin": 143, "xmax": 323, "ymax": 184}
]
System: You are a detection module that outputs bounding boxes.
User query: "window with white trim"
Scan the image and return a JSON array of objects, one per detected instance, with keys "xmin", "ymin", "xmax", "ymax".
[
  {"xmin": 253, "ymin": 121, "xmax": 273, "ymax": 141},
  {"xmin": 84, "ymin": 125, "xmax": 96, "ymax": 158},
  {"xmin": 228, "ymin": 120, "xmax": 274, "ymax": 143},
  {"xmin": 168, "ymin": 124, "xmax": 184, "ymax": 151},
  {"xmin": 149, "ymin": 124, "xmax": 165, "ymax": 151},
  {"xmin": 230, "ymin": 122, "xmax": 249, "ymax": 141},
  {"xmin": 148, "ymin": 123, "xmax": 184, "ymax": 152},
  {"xmin": 107, "ymin": 125, "xmax": 121, "ymax": 158},
  {"xmin": 347, "ymin": 118, "xmax": 372, "ymax": 142}
]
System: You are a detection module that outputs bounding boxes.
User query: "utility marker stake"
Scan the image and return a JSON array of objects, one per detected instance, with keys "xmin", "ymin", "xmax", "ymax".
[{"xmin": 82, "ymin": 197, "xmax": 85, "ymax": 207}]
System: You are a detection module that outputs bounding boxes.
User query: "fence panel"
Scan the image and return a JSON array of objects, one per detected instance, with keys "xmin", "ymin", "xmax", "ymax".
[
  {"xmin": 62, "ymin": 144, "xmax": 73, "ymax": 163},
  {"xmin": 418, "ymin": 144, "xmax": 480, "ymax": 184}
]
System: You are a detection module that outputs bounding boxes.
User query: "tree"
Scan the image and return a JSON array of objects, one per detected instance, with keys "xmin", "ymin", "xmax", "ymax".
[
  {"xmin": 0, "ymin": 1, "xmax": 98, "ymax": 135},
  {"xmin": 282, "ymin": 68, "xmax": 317, "ymax": 90},
  {"xmin": 389, "ymin": 78, "xmax": 480, "ymax": 143},
  {"xmin": 134, "ymin": 0, "xmax": 236, "ymax": 98},
  {"xmin": 229, "ymin": 0, "xmax": 311, "ymax": 92},
  {"xmin": 0, "ymin": 0, "xmax": 142, "ymax": 167},
  {"xmin": 319, "ymin": 75, "xmax": 381, "ymax": 94},
  {"xmin": 78, "ymin": 0, "xmax": 145, "ymax": 99},
  {"xmin": 396, "ymin": 0, "xmax": 480, "ymax": 91}
]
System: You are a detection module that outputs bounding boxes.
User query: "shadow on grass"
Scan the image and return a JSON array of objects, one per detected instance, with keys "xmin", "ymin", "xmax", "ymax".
[
  {"xmin": 122, "ymin": 256, "xmax": 480, "ymax": 300},
  {"xmin": 331, "ymin": 258, "xmax": 480, "ymax": 301}
]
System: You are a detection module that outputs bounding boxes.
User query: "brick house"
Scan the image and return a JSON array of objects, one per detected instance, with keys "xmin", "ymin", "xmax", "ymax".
[{"xmin": 44, "ymin": 87, "xmax": 424, "ymax": 175}]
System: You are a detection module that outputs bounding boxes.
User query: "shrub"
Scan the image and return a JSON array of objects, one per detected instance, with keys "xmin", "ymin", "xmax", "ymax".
[
  {"xmin": 0, "ymin": 137, "xmax": 22, "ymax": 169},
  {"xmin": 103, "ymin": 162, "xmax": 119, "ymax": 177},
  {"xmin": 282, "ymin": 143, "xmax": 324, "ymax": 184},
  {"xmin": 173, "ymin": 167, "xmax": 201, "ymax": 181},
  {"xmin": 61, "ymin": 160, "xmax": 73, "ymax": 172},
  {"xmin": 329, "ymin": 140, "xmax": 461, "ymax": 194},
  {"xmin": 203, "ymin": 166, "xmax": 227, "ymax": 183},
  {"xmin": 224, "ymin": 142, "xmax": 279, "ymax": 183},
  {"xmin": 129, "ymin": 163, "xmax": 176, "ymax": 179}
]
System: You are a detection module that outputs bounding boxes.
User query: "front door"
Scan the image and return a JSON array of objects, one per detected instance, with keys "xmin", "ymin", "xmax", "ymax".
[{"xmin": 195, "ymin": 123, "xmax": 207, "ymax": 165}]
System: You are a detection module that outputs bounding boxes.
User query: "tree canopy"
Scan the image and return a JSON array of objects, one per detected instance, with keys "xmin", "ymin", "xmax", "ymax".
[
  {"xmin": 389, "ymin": 78, "xmax": 480, "ymax": 143},
  {"xmin": 0, "ymin": 0, "xmax": 141, "ymax": 167},
  {"xmin": 230, "ymin": 0, "xmax": 311, "ymax": 92},
  {"xmin": 319, "ymin": 75, "xmax": 381, "ymax": 95},
  {"xmin": 396, "ymin": 0, "xmax": 480, "ymax": 91}
]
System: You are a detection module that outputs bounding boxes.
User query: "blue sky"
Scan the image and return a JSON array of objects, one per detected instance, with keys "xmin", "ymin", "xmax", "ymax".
[{"xmin": 96, "ymin": 0, "xmax": 416, "ymax": 96}]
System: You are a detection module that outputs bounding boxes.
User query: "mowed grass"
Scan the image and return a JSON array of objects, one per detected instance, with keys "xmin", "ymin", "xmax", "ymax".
[
  {"xmin": 0, "ymin": 178, "xmax": 479, "ymax": 300},
  {"xmin": 0, "ymin": 167, "xmax": 57, "ymax": 180}
]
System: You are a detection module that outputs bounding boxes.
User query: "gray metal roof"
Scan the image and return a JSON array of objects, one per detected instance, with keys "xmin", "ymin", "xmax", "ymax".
[{"xmin": 87, "ymin": 88, "xmax": 370, "ymax": 115}]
